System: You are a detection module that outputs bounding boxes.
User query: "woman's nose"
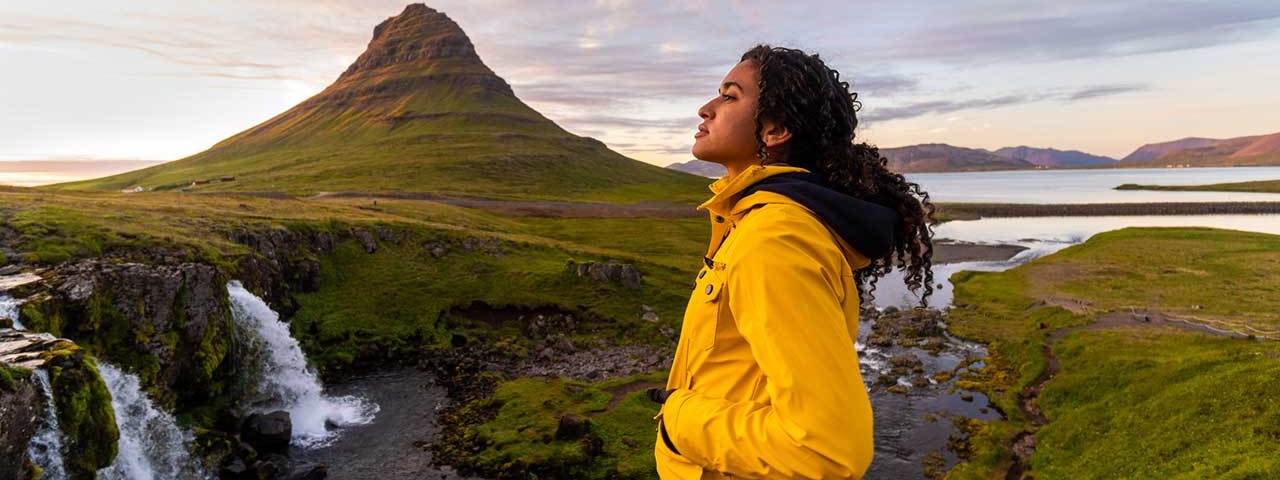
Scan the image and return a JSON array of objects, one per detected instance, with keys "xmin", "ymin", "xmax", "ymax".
[{"xmin": 698, "ymin": 100, "xmax": 713, "ymax": 120}]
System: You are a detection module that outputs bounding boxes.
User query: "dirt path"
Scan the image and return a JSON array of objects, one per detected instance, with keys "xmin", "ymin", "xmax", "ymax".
[
  {"xmin": 310, "ymin": 191, "xmax": 702, "ymax": 218},
  {"xmin": 1005, "ymin": 304, "xmax": 1253, "ymax": 479}
]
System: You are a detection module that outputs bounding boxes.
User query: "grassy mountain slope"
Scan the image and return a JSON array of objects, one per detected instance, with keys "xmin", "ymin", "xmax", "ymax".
[
  {"xmin": 881, "ymin": 143, "xmax": 1037, "ymax": 173},
  {"xmin": 52, "ymin": 4, "xmax": 706, "ymax": 203}
]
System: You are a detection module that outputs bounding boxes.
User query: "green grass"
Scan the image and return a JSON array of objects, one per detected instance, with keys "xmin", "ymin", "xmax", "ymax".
[
  {"xmin": 287, "ymin": 228, "xmax": 695, "ymax": 373},
  {"xmin": 1034, "ymin": 328, "xmax": 1280, "ymax": 479},
  {"xmin": 944, "ymin": 227, "xmax": 1280, "ymax": 479},
  {"xmin": 455, "ymin": 372, "xmax": 666, "ymax": 479},
  {"xmin": 1116, "ymin": 179, "xmax": 1280, "ymax": 193}
]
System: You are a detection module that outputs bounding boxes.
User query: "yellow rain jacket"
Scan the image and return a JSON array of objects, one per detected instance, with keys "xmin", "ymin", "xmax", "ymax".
[{"xmin": 655, "ymin": 164, "xmax": 897, "ymax": 479}]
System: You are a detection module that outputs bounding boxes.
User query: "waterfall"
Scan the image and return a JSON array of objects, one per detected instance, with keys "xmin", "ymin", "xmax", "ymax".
[
  {"xmin": 1, "ymin": 295, "xmax": 22, "ymax": 329},
  {"xmin": 29, "ymin": 370, "xmax": 69, "ymax": 480},
  {"xmin": 227, "ymin": 281, "xmax": 378, "ymax": 448},
  {"xmin": 97, "ymin": 362, "xmax": 209, "ymax": 480}
]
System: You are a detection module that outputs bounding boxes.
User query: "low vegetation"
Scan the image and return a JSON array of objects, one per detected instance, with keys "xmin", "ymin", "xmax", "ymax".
[
  {"xmin": 944, "ymin": 227, "xmax": 1280, "ymax": 479},
  {"xmin": 1116, "ymin": 179, "xmax": 1280, "ymax": 193}
]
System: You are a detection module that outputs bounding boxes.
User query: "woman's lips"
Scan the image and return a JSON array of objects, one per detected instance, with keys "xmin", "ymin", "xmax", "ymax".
[{"xmin": 695, "ymin": 125, "xmax": 708, "ymax": 138}]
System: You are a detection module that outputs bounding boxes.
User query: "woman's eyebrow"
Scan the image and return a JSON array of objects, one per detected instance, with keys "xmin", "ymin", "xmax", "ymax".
[{"xmin": 720, "ymin": 81, "xmax": 743, "ymax": 93}]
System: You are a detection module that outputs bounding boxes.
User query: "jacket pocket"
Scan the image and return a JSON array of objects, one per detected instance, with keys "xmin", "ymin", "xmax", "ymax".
[{"xmin": 688, "ymin": 266, "xmax": 725, "ymax": 352}]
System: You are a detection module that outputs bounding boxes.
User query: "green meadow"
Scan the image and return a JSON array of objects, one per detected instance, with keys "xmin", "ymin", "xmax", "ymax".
[{"xmin": 944, "ymin": 227, "xmax": 1280, "ymax": 479}]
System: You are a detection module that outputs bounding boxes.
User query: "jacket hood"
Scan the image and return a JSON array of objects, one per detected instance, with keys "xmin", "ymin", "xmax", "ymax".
[{"xmin": 739, "ymin": 170, "xmax": 899, "ymax": 260}]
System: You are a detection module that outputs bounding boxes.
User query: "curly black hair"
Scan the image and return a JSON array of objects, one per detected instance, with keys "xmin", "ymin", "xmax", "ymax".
[{"xmin": 741, "ymin": 44, "xmax": 936, "ymax": 307}]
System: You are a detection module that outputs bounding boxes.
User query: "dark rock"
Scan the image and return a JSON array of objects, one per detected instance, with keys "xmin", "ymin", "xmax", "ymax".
[
  {"xmin": 253, "ymin": 453, "xmax": 290, "ymax": 479},
  {"xmin": 889, "ymin": 354, "xmax": 923, "ymax": 370},
  {"xmin": 19, "ymin": 260, "xmax": 234, "ymax": 412},
  {"xmin": 282, "ymin": 461, "xmax": 329, "ymax": 480},
  {"xmin": 242, "ymin": 411, "xmax": 292, "ymax": 454},
  {"xmin": 219, "ymin": 456, "xmax": 249, "ymax": 480},
  {"xmin": 554, "ymin": 414, "xmax": 591, "ymax": 441},
  {"xmin": 450, "ymin": 333, "xmax": 468, "ymax": 348},
  {"xmin": 581, "ymin": 432, "xmax": 605, "ymax": 456},
  {"xmin": 0, "ymin": 367, "xmax": 41, "ymax": 478},
  {"xmin": 349, "ymin": 227, "xmax": 378, "ymax": 253},
  {"xmin": 619, "ymin": 265, "xmax": 643, "ymax": 288},
  {"xmin": 553, "ymin": 336, "xmax": 575, "ymax": 353}
]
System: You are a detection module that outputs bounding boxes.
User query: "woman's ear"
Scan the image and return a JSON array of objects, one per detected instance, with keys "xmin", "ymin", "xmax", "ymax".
[{"xmin": 761, "ymin": 121, "xmax": 792, "ymax": 148}]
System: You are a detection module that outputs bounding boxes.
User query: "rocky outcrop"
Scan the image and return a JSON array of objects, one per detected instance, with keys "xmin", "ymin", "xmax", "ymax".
[
  {"xmin": 0, "ymin": 360, "xmax": 40, "ymax": 479},
  {"xmin": 18, "ymin": 260, "xmax": 236, "ymax": 413},
  {"xmin": 564, "ymin": 260, "xmax": 644, "ymax": 289},
  {"xmin": 0, "ymin": 329, "xmax": 118, "ymax": 479},
  {"xmin": 229, "ymin": 226, "xmax": 337, "ymax": 316}
]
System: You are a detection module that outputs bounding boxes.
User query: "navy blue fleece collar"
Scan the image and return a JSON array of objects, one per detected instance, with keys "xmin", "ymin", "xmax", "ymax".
[{"xmin": 739, "ymin": 172, "xmax": 899, "ymax": 260}]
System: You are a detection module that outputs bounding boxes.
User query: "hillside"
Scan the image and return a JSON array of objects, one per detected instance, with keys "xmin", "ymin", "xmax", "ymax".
[
  {"xmin": 52, "ymin": 4, "xmax": 707, "ymax": 203},
  {"xmin": 1117, "ymin": 131, "xmax": 1280, "ymax": 168},
  {"xmin": 880, "ymin": 143, "xmax": 1036, "ymax": 173},
  {"xmin": 991, "ymin": 146, "xmax": 1115, "ymax": 168}
]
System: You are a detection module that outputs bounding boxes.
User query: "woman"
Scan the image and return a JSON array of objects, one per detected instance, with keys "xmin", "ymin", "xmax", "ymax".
[{"xmin": 651, "ymin": 45, "xmax": 936, "ymax": 479}]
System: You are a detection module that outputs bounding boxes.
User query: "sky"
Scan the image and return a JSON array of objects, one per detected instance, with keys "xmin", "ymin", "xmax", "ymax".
[{"xmin": 2, "ymin": 0, "xmax": 1279, "ymax": 171}]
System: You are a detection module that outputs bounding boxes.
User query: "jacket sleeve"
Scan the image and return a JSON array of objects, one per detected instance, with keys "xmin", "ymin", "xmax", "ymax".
[{"xmin": 660, "ymin": 207, "xmax": 873, "ymax": 479}]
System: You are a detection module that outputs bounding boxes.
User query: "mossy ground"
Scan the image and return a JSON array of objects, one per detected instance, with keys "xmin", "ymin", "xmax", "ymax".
[
  {"xmin": 438, "ymin": 372, "xmax": 666, "ymax": 479},
  {"xmin": 944, "ymin": 227, "xmax": 1280, "ymax": 479},
  {"xmin": 0, "ymin": 363, "xmax": 31, "ymax": 391},
  {"xmin": 42, "ymin": 344, "xmax": 118, "ymax": 479}
]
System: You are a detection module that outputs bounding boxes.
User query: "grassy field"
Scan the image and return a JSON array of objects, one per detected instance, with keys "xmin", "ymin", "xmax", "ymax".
[
  {"xmin": 944, "ymin": 227, "xmax": 1280, "ymax": 479},
  {"xmin": 0, "ymin": 185, "xmax": 706, "ymax": 477},
  {"xmin": 1116, "ymin": 179, "xmax": 1280, "ymax": 193}
]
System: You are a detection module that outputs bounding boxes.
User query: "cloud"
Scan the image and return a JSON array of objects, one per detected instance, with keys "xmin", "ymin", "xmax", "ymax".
[
  {"xmin": 1068, "ymin": 83, "xmax": 1149, "ymax": 101},
  {"xmin": 864, "ymin": 83, "xmax": 1152, "ymax": 122}
]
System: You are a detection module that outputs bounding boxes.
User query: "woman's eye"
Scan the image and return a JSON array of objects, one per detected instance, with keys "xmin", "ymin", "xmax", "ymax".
[{"xmin": 721, "ymin": 94, "xmax": 734, "ymax": 101}]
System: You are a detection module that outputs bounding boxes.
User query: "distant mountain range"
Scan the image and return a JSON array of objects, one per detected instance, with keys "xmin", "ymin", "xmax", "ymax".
[
  {"xmin": 666, "ymin": 130, "xmax": 1280, "ymax": 174},
  {"xmin": 1117, "ymin": 131, "xmax": 1280, "ymax": 168},
  {"xmin": 665, "ymin": 160, "xmax": 726, "ymax": 177},
  {"xmin": 54, "ymin": 4, "xmax": 706, "ymax": 202},
  {"xmin": 990, "ymin": 146, "xmax": 1115, "ymax": 168}
]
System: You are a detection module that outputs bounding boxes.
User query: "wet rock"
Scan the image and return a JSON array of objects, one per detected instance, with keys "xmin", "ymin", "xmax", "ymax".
[
  {"xmin": 554, "ymin": 414, "xmax": 591, "ymax": 441},
  {"xmin": 889, "ymin": 354, "xmax": 923, "ymax": 370},
  {"xmin": 19, "ymin": 260, "xmax": 234, "ymax": 412},
  {"xmin": 253, "ymin": 453, "xmax": 290, "ymax": 479},
  {"xmin": 911, "ymin": 376, "xmax": 931, "ymax": 388},
  {"xmin": 242, "ymin": 411, "xmax": 292, "ymax": 455},
  {"xmin": 0, "ymin": 362, "xmax": 41, "ymax": 478},
  {"xmin": 219, "ymin": 456, "xmax": 249, "ymax": 480},
  {"xmin": 282, "ymin": 461, "xmax": 329, "ymax": 480}
]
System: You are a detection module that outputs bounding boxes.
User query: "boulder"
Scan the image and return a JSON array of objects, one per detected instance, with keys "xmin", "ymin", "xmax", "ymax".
[{"xmin": 242, "ymin": 411, "xmax": 292, "ymax": 454}]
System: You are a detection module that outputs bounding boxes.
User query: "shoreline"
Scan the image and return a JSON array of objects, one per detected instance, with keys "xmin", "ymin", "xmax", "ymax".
[{"xmin": 937, "ymin": 201, "xmax": 1280, "ymax": 219}]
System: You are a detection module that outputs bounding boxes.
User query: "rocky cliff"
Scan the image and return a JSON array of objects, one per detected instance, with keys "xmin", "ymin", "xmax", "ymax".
[{"xmin": 18, "ymin": 261, "xmax": 236, "ymax": 415}]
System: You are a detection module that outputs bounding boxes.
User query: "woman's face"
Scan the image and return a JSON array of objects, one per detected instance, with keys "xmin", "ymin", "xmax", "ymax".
[{"xmin": 692, "ymin": 60, "xmax": 761, "ymax": 166}]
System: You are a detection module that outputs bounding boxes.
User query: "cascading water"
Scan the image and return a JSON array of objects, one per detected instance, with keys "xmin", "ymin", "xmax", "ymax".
[
  {"xmin": 29, "ymin": 369, "xmax": 69, "ymax": 480},
  {"xmin": 227, "ymin": 281, "xmax": 378, "ymax": 448},
  {"xmin": 1, "ymin": 294, "xmax": 22, "ymax": 329},
  {"xmin": 96, "ymin": 362, "xmax": 209, "ymax": 480}
]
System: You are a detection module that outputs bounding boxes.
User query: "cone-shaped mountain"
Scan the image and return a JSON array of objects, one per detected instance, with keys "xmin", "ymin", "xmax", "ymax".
[{"xmin": 57, "ymin": 3, "xmax": 706, "ymax": 202}]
